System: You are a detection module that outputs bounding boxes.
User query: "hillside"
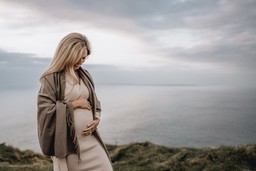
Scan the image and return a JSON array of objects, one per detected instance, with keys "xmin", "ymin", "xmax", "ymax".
[{"xmin": 0, "ymin": 142, "xmax": 256, "ymax": 171}]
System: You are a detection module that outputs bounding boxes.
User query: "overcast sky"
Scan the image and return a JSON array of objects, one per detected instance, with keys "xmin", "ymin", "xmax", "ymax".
[{"xmin": 0, "ymin": 0, "xmax": 256, "ymax": 87}]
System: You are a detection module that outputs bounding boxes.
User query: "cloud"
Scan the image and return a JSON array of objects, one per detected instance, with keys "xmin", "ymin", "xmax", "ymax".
[
  {"xmin": 3, "ymin": 0, "xmax": 254, "ymax": 33},
  {"xmin": 1, "ymin": 0, "xmax": 217, "ymax": 30},
  {"xmin": 1, "ymin": 1, "xmax": 256, "ymax": 56},
  {"xmin": 0, "ymin": 0, "xmax": 256, "ymax": 86},
  {"xmin": 0, "ymin": 50, "xmax": 49, "ymax": 67},
  {"xmin": 1, "ymin": 49, "xmax": 256, "ymax": 87},
  {"xmin": 0, "ymin": 50, "xmax": 49, "ymax": 88},
  {"xmin": 160, "ymin": 38, "xmax": 256, "ymax": 72}
]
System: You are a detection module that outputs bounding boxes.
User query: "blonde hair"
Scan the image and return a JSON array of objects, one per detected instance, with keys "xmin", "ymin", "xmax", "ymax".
[{"xmin": 40, "ymin": 32, "xmax": 91, "ymax": 81}]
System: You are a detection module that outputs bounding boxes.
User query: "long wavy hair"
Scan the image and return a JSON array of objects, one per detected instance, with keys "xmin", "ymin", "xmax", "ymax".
[{"xmin": 40, "ymin": 32, "xmax": 91, "ymax": 82}]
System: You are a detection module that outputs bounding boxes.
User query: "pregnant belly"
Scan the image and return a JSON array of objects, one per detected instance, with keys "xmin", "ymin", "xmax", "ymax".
[{"xmin": 73, "ymin": 109, "xmax": 93, "ymax": 137}]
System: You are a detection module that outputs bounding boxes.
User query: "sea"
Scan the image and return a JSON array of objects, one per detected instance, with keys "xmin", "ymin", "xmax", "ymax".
[{"xmin": 0, "ymin": 85, "xmax": 255, "ymax": 152}]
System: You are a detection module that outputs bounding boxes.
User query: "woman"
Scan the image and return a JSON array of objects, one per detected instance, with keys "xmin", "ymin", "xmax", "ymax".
[{"xmin": 37, "ymin": 32, "xmax": 113, "ymax": 171}]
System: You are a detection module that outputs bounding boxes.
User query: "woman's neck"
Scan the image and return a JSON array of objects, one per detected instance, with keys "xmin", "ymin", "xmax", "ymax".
[{"xmin": 74, "ymin": 70, "xmax": 80, "ymax": 84}]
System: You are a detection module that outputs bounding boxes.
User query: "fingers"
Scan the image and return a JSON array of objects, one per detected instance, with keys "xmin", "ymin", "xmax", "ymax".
[
  {"xmin": 77, "ymin": 96, "xmax": 92, "ymax": 110},
  {"xmin": 82, "ymin": 126, "xmax": 95, "ymax": 136},
  {"xmin": 82, "ymin": 121, "xmax": 97, "ymax": 136},
  {"xmin": 83, "ymin": 99, "xmax": 91, "ymax": 110},
  {"xmin": 82, "ymin": 104, "xmax": 92, "ymax": 110},
  {"xmin": 86, "ymin": 103, "xmax": 92, "ymax": 110},
  {"xmin": 92, "ymin": 119, "xmax": 100, "ymax": 127}
]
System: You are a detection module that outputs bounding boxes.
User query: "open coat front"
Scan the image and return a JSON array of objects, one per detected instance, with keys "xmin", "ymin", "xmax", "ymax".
[{"xmin": 37, "ymin": 68, "xmax": 109, "ymax": 159}]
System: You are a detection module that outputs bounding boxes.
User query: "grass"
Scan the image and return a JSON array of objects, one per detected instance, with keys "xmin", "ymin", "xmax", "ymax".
[
  {"xmin": 1, "ymin": 142, "xmax": 256, "ymax": 171},
  {"xmin": 0, "ymin": 143, "xmax": 51, "ymax": 171}
]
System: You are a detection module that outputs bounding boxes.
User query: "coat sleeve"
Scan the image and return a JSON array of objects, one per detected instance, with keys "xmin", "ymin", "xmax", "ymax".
[
  {"xmin": 37, "ymin": 77, "xmax": 57, "ymax": 156},
  {"xmin": 95, "ymin": 96, "xmax": 101, "ymax": 119},
  {"xmin": 37, "ymin": 76, "xmax": 73, "ymax": 157}
]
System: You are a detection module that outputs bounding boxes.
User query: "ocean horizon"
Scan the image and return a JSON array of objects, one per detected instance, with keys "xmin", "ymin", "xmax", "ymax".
[{"xmin": 0, "ymin": 84, "xmax": 255, "ymax": 152}]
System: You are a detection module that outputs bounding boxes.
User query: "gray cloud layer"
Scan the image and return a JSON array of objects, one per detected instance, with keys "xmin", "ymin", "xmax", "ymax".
[
  {"xmin": 1, "ymin": 50, "xmax": 255, "ymax": 87},
  {"xmin": 4, "ymin": 0, "xmax": 256, "ymax": 68},
  {"xmin": 0, "ymin": 50, "xmax": 48, "ymax": 88},
  {"xmin": 1, "ymin": 0, "xmax": 256, "ymax": 86}
]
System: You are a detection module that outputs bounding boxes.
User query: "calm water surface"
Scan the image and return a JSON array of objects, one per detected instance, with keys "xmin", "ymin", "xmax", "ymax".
[{"xmin": 0, "ymin": 85, "xmax": 255, "ymax": 152}]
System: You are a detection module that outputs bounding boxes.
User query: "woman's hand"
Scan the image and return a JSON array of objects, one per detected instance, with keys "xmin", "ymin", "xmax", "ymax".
[
  {"xmin": 82, "ymin": 118, "xmax": 100, "ymax": 136},
  {"xmin": 72, "ymin": 96, "xmax": 92, "ymax": 110}
]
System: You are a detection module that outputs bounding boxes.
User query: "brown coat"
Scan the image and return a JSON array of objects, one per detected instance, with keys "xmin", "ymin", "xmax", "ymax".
[{"xmin": 37, "ymin": 68, "xmax": 109, "ymax": 159}]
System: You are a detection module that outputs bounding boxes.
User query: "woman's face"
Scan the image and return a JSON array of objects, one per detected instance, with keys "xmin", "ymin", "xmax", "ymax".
[{"xmin": 74, "ymin": 50, "xmax": 88, "ymax": 70}]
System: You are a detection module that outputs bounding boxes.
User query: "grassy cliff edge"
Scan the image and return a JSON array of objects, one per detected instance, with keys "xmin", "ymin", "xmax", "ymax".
[{"xmin": 0, "ymin": 142, "xmax": 256, "ymax": 171}]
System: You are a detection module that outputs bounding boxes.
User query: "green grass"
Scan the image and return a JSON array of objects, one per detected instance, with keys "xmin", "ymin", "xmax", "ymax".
[
  {"xmin": 1, "ymin": 142, "xmax": 256, "ymax": 171},
  {"xmin": 108, "ymin": 142, "xmax": 256, "ymax": 171},
  {"xmin": 0, "ymin": 143, "xmax": 52, "ymax": 171}
]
